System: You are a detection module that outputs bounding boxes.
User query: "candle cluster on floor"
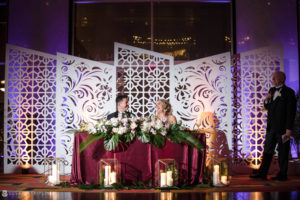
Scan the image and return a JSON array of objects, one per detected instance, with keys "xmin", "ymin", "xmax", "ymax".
[
  {"xmin": 212, "ymin": 164, "xmax": 229, "ymax": 186},
  {"xmin": 160, "ymin": 170, "xmax": 173, "ymax": 187}
]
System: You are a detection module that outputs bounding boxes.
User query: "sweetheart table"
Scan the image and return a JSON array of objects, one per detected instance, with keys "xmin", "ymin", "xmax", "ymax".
[{"xmin": 70, "ymin": 132, "xmax": 206, "ymax": 186}]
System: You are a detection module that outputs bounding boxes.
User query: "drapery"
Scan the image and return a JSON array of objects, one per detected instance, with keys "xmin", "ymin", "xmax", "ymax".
[{"xmin": 70, "ymin": 132, "xmax": 206, "ymax": 186}]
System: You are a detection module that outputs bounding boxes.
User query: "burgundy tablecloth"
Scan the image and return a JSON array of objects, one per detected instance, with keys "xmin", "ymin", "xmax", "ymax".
[{"xmin": 70, "ymin": 132, "xmax": 206, "ymax": 186}]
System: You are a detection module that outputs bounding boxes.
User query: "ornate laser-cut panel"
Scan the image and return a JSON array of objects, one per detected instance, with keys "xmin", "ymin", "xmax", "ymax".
[
  {"xmin": 5, "ymin": 43, "xmax": 282, "ymax": 174},
  {"xmin": 231, "ymin": 54, "xmax": 251, "ymax": 168},
  {"xmin": 239, "ymin": 45, "xmax": 283, "ymax": 168},
  {"xmin": 56, "ymin": 53, "xmax": 116, "ymax": 173},
  {"xmin": 170, "ymin": 52, "xmax": 232, "ymax": 164},
  {"xmin": 4, "ymin": 44, "xmax": 57, "ymax": 173},
  {"xmin": 115, "ymin": 43, "xmax": 173, "ymax": 117}
]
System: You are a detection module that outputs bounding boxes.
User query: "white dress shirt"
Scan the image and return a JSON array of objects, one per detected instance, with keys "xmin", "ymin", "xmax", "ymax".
[{"xmin": 273, "ymin": 85, "xmax": 283, "ymax": 101}]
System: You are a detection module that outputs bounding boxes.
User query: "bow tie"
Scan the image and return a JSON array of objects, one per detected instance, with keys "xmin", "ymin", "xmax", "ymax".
[{"xmin": 275, "ymin": 87, "xmax": 282, "ymax": 91}]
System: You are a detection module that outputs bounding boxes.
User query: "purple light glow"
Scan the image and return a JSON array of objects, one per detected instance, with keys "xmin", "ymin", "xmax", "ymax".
[
  {"xmin": 236, "ymin": 0, "xmax": 299, "ymax": 159},
  {"xmin": 236, "ymin": 0, "xmax": 299, "ymax": 92},
  {"xmin": 8, "ymin": 0, "xmax": 69, "ymax": 55}
]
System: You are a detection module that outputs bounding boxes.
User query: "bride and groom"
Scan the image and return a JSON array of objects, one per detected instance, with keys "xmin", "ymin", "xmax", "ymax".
[{"xmin": 107, "ymin": 95, "xmax": 177, "ymax": 125}]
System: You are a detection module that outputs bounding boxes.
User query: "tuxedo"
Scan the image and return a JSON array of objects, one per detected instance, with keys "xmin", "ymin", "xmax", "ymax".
[
  {"xmin": 107, "ymin": 111, "xmax": 134, "ymax": 120},
  {"xmin": 258, "ymin": 85, "xmax": 296, "ymax": 178}
]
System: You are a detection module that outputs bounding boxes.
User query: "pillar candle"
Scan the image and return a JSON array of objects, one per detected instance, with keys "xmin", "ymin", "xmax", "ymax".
[
  {"xmin": 110, "ymin": 171, "xmax": 117, "ymax": 184},
  {"xmin": 160, "ymin": 172, "xmax": 167, "ymax": 187},
  {"xmin": 48, "ymin": 175, "xmax": 54, "ymax": 184},
  {"xmin": 52, "ymin": 164, "xmax": 60, "ymax": 184},
  {"xmin": 221, "ymin": 175, "xmax": 227, "ymax": 185},
  {"xmin": 213, "ymin": 165, "xmax": 219, "ymax": 173},
  {"xmin": 104, "ymin": 165, "xmax": 111, "ymax": 186},
  {"xmin": 213, "ymin": 165, "xmax": 219, "ymax": 186},
  {"xmin": 52, "ymin": 164, "xmax": 57, "ymax": 180},
  {"xmin": 166, "ymin": 171, "xmax": 173, "ymax": 186},
  {"xmin": 213, "ymin": 172, "xmax": 219, "ymax": 186}
]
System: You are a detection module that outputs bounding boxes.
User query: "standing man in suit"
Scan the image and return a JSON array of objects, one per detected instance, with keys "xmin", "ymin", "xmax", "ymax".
[
  {"xmin": 107, "ymin": 94, "xmax": 134, "ymax": 120},
  {"xmin": 250, "ymin": 71, "xmax": 296, "ymax": 181}
]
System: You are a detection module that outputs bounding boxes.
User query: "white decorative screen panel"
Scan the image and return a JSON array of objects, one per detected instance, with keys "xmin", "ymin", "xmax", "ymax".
[
  {"xmin": 7, "ymin": 43, "xmax": 284, "ymax": 173},
  {"xmin": 4, "ymin": 44, "xmax": 57, "ymax": 173},
  {"xmin": 171, "ymin": 52, "xmax": 232, "ymax": 162},
  {"xmin": 239, "ymin": 45, "xmax": 283, "ymax": 168},
  {"xmin": 56, "ymin": 53, "xmax": 116, "ymax": 174},
  {"xmin": 115, "ymin": 43, "xmax": 173, "ymax": 117}
]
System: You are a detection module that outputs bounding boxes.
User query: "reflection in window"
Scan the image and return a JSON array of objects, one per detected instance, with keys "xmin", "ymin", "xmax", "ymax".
[
  {"xmin": 153, "ymin": 2, "xmax": 231, "ymax": 60},
  {"xmin": 74, "ymin": 2, "xmax": 150, "ymax": 61},
  {"xmin": 73, "ymin": 2, "xmax": 231, "ymax": 61}
]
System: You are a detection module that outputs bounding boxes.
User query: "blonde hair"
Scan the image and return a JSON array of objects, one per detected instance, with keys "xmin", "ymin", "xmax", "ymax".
[{"xmin": 157, "ymin": 99, "xmax": 172, "ymax": 114}]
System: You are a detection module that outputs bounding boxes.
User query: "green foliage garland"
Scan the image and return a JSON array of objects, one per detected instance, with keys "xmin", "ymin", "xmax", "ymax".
[{"xmin": 78, "ymin": 117, "xmax": 204, "ymax": 153}]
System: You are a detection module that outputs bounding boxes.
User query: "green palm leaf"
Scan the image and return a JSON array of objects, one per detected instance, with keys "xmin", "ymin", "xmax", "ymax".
[
  {"xmin": 79, "ymin": 134, "xmax": 105, "ymax": 153},
  {"xmin": 104, "ymin": 134, "xmax": 119, "ymax": 151},
  {"xmin": 137, "ymin": 131, "xmax": 150, "ymax": 143},
  {"xmin": 151, "ymin": 134, "xmax": 165, "ymax": 148}
]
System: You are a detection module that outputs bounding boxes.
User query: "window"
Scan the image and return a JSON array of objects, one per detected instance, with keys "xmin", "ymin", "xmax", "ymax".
[{"xmin": 73, "ymin": 1, "xmax": 231, "ymax": 61}]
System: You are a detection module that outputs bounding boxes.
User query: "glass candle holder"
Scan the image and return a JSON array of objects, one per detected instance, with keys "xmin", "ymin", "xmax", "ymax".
[
  {"xmin": 157, "ymin": 159, "xmax": 177, "ymax": 187},
  {"xmin": 209, "ymin": 157, "xmax": 231, "ymax": 187},
  {"xmin": 44, "ymin": 157, "xmax": 66, "ymax": 185},
  {"xmin": 98, "ymin": 159, "xmax": 119, "ymax": 187}
]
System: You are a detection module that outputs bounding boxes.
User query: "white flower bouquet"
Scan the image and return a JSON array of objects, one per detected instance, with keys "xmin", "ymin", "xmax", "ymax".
[{"xmin": 78, "ymin": 116, "xmax": 204, "ymax": 152}]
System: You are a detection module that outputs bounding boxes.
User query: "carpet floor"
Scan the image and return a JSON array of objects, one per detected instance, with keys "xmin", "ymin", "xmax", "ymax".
[{"xmin": 0, "ymin": 174, "xmax": 300, "ymax": 193}]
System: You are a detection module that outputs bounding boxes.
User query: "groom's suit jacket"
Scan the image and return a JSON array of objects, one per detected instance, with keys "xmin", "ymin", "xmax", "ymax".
[{"xmin": 107, "ymin": 111, "xmax": 134, "ymax": 120}]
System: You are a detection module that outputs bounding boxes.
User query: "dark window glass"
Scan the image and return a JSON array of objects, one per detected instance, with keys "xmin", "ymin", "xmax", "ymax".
[
  {"xmin": 74, "ymin": 3, "xmax": 151, "ymax": 61},
  {"xmin": 0, "ymin": 0, "xmax": 8, "ymax": 63},
  {"xmin": 0, "ymin": 23, "xmax": 7, "ymax": 63},
  {"xmin": 153, "ymin": 2, "xmax": 231, "ymax": 60},
  {"xmin": 73, "ymin": 2, "xmax": 231, "ymax": 61}
]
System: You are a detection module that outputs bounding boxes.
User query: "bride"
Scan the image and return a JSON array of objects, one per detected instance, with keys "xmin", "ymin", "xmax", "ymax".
[{"xmin": 152, "ymin": 99, "xmax": 177, "ymax": 125}]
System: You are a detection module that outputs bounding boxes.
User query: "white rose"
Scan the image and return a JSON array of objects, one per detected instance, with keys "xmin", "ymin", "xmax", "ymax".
[
  {"xmin": 87, "ymin": 122, "xmax": 95, "ymax": 133},
  {"xmin": 142, "ymin": 121, "xmax": 151, "ymax": 132},
  {"xmin": 112, "ymin": 127, "xmax": 119, "ymax": 134},
  {"xmin": 121, "ymin": 118, "xmax": 128, "ymax": 123},
  {"xmin": 151, "ymin": 121, "xmax": 156, "ymax": 127},
  {"xmin": 105, "ymin": 120, "xmax": 112, "ymax": 126},
  {"xmin": 161, "ymin": 130, "xmax": 167, "ymax": 136},
  {"xmin": 100, "ymin": 126, "xmax": 107, "ymax": 132},
  {"xmin": 150, "ymin": 129, "xmax": 157, "ymax": 135},
  {"xmin": 111, "ymin": 118, "xmax": 119, "ymax": 126},
  {"xmin": 155, "ymin": 120, "xmax": 164, "ymax": 129},
  {"xmin": 118, "ymin": 127, "xmax": 127, "ymax": 135},
  {"xmin": 130, "ymin": 122, "xmax": 137, "ymax": 130},
  {"xmin": 131, "ymin": 117, "xmax": 137, "ymax": 122}
]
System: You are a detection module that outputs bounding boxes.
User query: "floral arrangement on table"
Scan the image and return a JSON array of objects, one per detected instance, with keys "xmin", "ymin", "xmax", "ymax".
[{"xmin": 78, "ymin": 116, "xmax": 205, "ymax": 153}]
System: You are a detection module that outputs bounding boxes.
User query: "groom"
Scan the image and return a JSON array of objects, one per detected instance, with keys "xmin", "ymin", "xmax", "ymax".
[{"xmin": 107, "ymin": 94, "xmax": 134, "ymax": 120}]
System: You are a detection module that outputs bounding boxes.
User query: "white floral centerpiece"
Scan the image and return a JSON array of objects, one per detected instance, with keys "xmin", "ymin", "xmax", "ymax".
[{"xmin": 78, "ymin": 116, "xmax": 204, "ymax": 153}]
